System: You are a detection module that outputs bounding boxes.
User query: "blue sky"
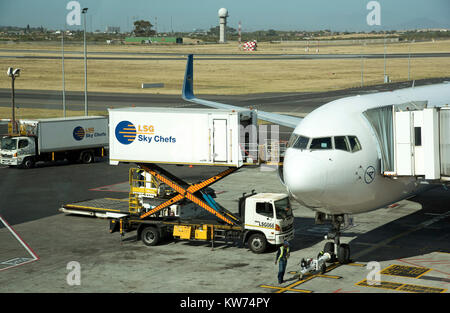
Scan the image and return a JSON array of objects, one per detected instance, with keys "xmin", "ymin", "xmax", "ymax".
[{"xmin": 1, "ymin": 0, "xmax": 449, "ymax": 32}]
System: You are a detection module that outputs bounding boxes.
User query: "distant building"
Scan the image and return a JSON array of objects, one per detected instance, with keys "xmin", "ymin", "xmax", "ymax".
[{"xmin": 106, "ymin": 26, "xmax": 120, "ymax": 34}]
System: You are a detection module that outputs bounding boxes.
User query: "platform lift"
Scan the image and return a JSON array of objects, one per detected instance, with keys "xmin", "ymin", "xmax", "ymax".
[{"xmin": 61, "ymin": 162, "xmax": 294, "ymax": 253}]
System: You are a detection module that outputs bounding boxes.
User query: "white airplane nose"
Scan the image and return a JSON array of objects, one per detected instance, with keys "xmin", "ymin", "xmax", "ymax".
[{"xmin": 283, "ymin": 149, "xmax": 327, "ymax": 207}]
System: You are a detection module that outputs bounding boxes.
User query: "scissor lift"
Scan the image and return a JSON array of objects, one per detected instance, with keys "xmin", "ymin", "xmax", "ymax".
[{"xmin": 61, "ymin": 160, "xmax": 295, "ymax": 253}]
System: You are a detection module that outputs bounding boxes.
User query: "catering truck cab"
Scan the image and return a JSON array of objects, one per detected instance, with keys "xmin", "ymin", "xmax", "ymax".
[{"xmin": 239, "ymin": 192, "xmax": 294, "ymax": 252}]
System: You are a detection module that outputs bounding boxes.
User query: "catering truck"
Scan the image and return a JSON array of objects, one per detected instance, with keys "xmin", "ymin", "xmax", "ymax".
[
  {"xmin": 0, "ymin": 116, "xmax": 108, "ymax": 168},
  {"xmin": 61, "ymin": 107, "xmax": 294, "ymax": 253},
  {"xmin": 61, "ymin": 166, "xmax": 295, "ymax": 254}
]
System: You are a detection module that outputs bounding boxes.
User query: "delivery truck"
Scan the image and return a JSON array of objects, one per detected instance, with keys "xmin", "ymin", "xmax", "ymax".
[
  {"xmin": 0, "ymin": 116, "xmax": 108, "ymax": 168},
  {"xmin": 61, "ymin": 107, "xmax": 294, "ymax": 253}
]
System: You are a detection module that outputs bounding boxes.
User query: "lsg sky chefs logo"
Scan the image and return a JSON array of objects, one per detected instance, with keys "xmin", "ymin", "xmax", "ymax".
[
  {"xmin": 115, "ymin": 121, "xmax": 176, "ymax": 145},
  {"xmin": 73, "ymin": 126, "xmax": 106, "ymax": 141}
]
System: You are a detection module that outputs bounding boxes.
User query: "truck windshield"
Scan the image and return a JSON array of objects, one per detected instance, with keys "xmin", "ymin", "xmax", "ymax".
[
  {"xmin": 1, "ymin": 138, "xmax": 17, "ymax": 150},
  {"xmin": 274, "ymin": 198, "xmax": 293, "ymax": 219}
]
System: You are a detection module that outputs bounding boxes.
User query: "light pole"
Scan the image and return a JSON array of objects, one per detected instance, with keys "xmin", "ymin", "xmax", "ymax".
[
  {"xmin": 62, "ymin": 29, "xmax": 66, "ymax": 117},
  {"xmin": 7, "ymin": 67, "xmax": 20, "ymax": 134},
  {"xmin": 82, "ymin": 7, "xmax": 88, "ymax": 116}
]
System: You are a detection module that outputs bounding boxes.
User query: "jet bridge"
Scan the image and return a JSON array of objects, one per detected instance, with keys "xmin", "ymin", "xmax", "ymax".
[{"xmin": 363, "ymin": 103, "xmax": 450, "ymax": 182}]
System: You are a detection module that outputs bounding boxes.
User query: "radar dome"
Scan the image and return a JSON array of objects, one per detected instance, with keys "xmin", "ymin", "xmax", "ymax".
[{"xmin": 218, "ymin": 8, "xmax": 228, "ymax": 18}]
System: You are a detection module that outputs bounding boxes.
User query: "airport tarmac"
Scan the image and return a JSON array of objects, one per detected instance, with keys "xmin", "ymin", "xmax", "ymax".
[
  {"xmin": 1, "ymin": 80, "xmax": 449, "ymax": 293},
  {"xmin": 0, "ymin": 163, "xmax": 448, "ymax": 293}
]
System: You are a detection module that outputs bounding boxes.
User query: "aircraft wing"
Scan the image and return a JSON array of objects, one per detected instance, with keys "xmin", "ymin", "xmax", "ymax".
[{"xmin": 182, "ymin": 54, "xmax": 302, "ymax": 129}]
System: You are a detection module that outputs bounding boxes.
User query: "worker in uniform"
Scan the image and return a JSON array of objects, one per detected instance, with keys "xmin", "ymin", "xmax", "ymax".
[{"xmin": 275, "ymin": 241, "xmax": 290, "ymax": 284}]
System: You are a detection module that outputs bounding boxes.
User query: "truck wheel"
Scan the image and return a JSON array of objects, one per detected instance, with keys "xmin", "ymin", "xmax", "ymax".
[
  {"xmin": 337, "ymin": 244, "xmax": 350, "ymax": 264},
  {"xmin": 22, "ymin": 157, "xmax": 35, "ymax": 169},
  {"xmin": 81, "ymin": 151, "xmax": 94, "ymax": 164},
  {"xmin": 324, "ymin": 242, "xmax": 335, "ymax": 263},
  {"xmin": 248, "ymin": 233, "xmax": 267, "ymax": 254},
  {"xmin": 141, "ymin": 227, "xmax": 160, "ymax": 246}
]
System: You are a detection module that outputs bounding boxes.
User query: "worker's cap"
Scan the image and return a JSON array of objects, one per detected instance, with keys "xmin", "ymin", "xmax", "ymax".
[{"xmin": 283, "ymin": 241, "xmax": 290, "ymax": 246}]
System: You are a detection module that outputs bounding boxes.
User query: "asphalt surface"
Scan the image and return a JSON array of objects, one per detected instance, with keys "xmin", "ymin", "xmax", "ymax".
[{"xmin": 0, "ymin": 165, "xmax": 448, "ymax": 293}]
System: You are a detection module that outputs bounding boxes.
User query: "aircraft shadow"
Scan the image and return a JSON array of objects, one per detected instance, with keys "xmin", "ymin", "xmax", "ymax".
[{"xmin": 349, "ymin": 187, "xmax": 450, "ymax": 263}]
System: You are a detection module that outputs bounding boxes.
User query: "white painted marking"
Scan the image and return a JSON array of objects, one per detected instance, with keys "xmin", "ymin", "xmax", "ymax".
[{"xmin": 0, "ymin": 215, "xmax": 39, "ymax": 271}]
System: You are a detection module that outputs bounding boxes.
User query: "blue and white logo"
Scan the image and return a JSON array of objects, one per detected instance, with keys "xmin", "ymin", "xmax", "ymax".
[
  {"xmin": 115, "ymin": 121, "xmax": 136, "ymax": 145},
  {"xmin": 364, "ymin": 166, "xmax": 376, "ymax": 184},
  {"xmin": 73, "ymin": 126, "xmax": 85, "ymax": 141}
]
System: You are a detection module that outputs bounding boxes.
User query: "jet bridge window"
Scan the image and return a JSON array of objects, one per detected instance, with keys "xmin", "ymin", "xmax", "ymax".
[{"xmin": 310, "ymin": 137, "xmax": 332, "ymax": 150}]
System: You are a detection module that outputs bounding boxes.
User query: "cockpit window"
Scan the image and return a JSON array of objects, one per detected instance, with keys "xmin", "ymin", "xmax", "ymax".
[
  {"xmin": 348, "ymin": 136, "xmax": 362, "ymax": 152},
  {"xmin": 310, "ymin": 137, "xmax": 332, "ymax": 150},
  {"xmin": 287, "ymin": 134, "xmax": 310, "ymax": 150},
  {"xmin": 293, "ymin": 136, "xmax": 309, "ymax": 149},
  {"xmin": 287, "ymin": 134, "xmax": 299, "ymax": 148},
  {"xmin": 334, "ymin": 136, "xmax": 350, "ymax": 152}
]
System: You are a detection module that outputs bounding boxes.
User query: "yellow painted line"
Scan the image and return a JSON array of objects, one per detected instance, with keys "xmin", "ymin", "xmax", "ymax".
[
  {"xmin": 104, "ymin": 198, "xmax": 129, "ymax": 202},
  {"xmin": 380, "ymin": 264, "xmax": 432, "ymax": 279},
  {"xmin": 259, "ymin": 285, "xmax": 313, "ymax": 293},
  {"xmin": 64, "ymin": 204, "xmax": 121, "ymax": 212},
  {"xmin": 356, "ymin": 279, "xmax": 446, "ymax": 293},
  {"xmin": 316, "ymin": 274, "xmax": 341, "ymax": 279},
  {"xmin": 347, "ymin": 263, "xmax": 366, "ymax": 267}
]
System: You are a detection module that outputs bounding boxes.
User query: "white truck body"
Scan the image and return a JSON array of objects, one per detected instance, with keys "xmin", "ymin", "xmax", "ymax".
[
  {"xmin": 108, "ymin": 107, "xmax": 257, "ymax": 167},
  {"xmin": 0, "ymin": 116, "xmax": 108, "ymax": 167}
]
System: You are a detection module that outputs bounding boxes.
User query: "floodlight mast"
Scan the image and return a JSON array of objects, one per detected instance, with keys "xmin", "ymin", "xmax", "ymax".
[
  {"xmin": 7, "ymin": 67, "xmax": 20, "ymax": 134},
  {"xmin": 82, "ymin": 7, "xmax": 88, "ymax": 116}
]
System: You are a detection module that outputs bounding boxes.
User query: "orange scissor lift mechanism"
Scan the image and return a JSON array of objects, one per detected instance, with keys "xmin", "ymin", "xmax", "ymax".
[{"xmin": 111, "ymin": 163, "xmax": 245, "ymax": 247}]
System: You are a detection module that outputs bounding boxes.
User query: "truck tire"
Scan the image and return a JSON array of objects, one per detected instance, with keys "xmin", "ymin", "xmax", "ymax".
[
  {"xmin": 337, "ymin": 244, "xmax": 350, "ymax": 264},
  {"xmin": 21, "ymin": 157, "xmax": 35, "ymax": 169},
  {"xmin": 324, "ymin": 242, "xmax": 335, "ymax": 263},
  {"xmin": 81, "ymin": 151, "xmax": 94, "ymax": 164},
  {"xmin": 248, "ymin": 233, "xmax": 267, "ymax": 254},
  {"xmin": 141, "ymin": 226, "xmax": 160, "ymax": 246}
]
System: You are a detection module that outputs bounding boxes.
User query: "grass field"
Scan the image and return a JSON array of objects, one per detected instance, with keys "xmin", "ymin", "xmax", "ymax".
[{"xmin": 0, "ymin": 40, "xmax": 449, "ymax": 95}]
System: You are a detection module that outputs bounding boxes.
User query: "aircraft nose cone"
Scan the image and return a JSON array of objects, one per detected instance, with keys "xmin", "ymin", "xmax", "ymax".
[{"xmin": 283, "ymin": 150, "xmax": 327, "ymax": 207}]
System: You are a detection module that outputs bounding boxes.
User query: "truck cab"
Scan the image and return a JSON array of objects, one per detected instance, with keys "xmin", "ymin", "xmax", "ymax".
[
  {"xmin": 0, "ymin": 136, "xmax": 36, "ymax": 168},
  {"xmin": 240, "ymin": 192, "xmax": 295, "ymax": 253}
]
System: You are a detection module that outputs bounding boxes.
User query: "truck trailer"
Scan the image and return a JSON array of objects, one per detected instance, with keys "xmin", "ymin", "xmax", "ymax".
[{"xmin": 0, "ymin": 116, "xmax": 108, "ymax": 168}]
